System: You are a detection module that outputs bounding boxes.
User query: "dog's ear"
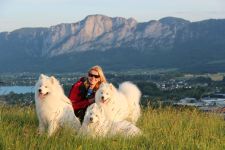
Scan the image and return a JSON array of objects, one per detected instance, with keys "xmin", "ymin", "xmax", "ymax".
[
  {"xmin": 109, "ymin": 83, "xmax": 114, "ymax": 90},
  {"xmin": 100, "ymin": 83, "xmax": 104, "ymax": 88},
  {"xmin": 39, "ymin": 74, "xmax": 45, "ymax": 80},
  {"xmin": 93, "ymin": 103, "xmax": 97, "ymax": 107},
  {"xmin": 92, "ymin": 103, "xmax": 98, "ymax": 111},
  {"xmin": 50, "ymin": 76, "xmax": 57, "ymax": 84}
]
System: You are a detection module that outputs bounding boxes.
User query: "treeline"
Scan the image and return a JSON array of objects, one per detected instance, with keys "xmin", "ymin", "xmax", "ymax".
[
  {"xmin": 0, "ymin": 92, "xmax": 34, "ymax": 105},
  {"xmin": 0, "ymin": 82, "xmax": 211, "ymax": 107},
  {"xmin": 1, "ymin": 73, "xmax": 225, "ymax": 107}
]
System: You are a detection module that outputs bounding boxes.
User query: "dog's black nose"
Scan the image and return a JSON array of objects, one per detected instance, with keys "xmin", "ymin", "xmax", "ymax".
[
  {"xmin": 101, "ymin": 96, "xmax": 104, "ymax": 100},
  {"xmin": 38, "ymin": 89, "xmax": 42, "ymax": 93},
  {"xmin": 90, "ymin": 117, "xmax": 93, "ymax": 122}
]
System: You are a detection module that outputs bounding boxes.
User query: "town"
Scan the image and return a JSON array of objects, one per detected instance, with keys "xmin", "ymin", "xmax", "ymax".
[{"xmin": 0, "ymin": 71, "xmax": 225, "ymax": 115}]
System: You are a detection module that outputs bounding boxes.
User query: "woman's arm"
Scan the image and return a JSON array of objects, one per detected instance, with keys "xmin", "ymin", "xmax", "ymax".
[{"xmin": 68, "ymin": 83, "xmax": 93, "ymax": 110}]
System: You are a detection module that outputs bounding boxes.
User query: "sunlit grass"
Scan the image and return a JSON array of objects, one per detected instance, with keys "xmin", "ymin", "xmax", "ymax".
[{"xmin": 0, "ymin": 105, "xmax": 224, "ymax": 149}]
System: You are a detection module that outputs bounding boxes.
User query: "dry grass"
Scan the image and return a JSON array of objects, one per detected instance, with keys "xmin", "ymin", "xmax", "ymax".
[{"xmin": 0, "ymin": 105, "xmax": 224, "ymax": 149}]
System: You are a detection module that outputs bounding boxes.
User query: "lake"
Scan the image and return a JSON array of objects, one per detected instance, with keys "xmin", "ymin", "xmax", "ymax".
[{"xmin": 0, "ymin": 86, "xmax": 34, "ymax": 95}]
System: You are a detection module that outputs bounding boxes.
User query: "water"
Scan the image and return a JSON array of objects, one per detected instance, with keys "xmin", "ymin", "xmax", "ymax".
[{"xmin": 0, "ymin": 86, "xmax": 34, "ymax": 95}]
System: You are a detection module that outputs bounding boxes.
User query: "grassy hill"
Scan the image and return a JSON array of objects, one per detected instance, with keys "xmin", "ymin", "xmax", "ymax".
[{"xmin": 0, "ymin": 105, "xmax": 224, "ymax": 149}]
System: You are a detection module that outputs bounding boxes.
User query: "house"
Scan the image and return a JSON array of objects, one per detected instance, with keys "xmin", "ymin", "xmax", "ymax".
[
  {"xmin": 173, "ymin": 97, "xmax": 203, "ymax": 107},
  {"xmin": 200, "ymin": 93, "xmax": 225, "ymax": 107}
]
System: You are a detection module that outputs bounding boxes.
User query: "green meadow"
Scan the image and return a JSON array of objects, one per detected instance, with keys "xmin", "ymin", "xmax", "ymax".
[{"xmin": 0, "ymin": 105, "xmax": 224, "ymax": 150}]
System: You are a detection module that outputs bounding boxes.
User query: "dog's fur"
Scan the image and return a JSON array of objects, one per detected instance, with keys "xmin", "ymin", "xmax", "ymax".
[
  {"xmin": 79, "ymin": 103, "xmax": 141, "ymax": 137},
  {"xmin": 95, "ymin": 82, "xmax": 141, "ymax": 124},
  {"xmin": 35, "ymin": 74, "xmax": 81, "ymax": 136}
]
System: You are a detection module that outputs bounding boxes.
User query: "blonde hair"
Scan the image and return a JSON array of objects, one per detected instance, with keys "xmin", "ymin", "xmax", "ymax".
[{"xmin": 88, "ymin": 65, "xmax": 107, "ymax": 89}]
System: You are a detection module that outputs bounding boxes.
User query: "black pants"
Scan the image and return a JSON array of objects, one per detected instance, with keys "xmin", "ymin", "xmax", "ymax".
[{"xmin": 74, "ymin": 108, "xmax": 87, "ymax": 123}]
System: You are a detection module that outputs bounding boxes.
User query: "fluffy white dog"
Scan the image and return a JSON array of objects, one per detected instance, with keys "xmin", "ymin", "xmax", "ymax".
[
  {"xmin": 95, "ymin": 82, "xmax": 141, "ymax": 124},
  {"xmin": 35, "ymin": 74, "xmax": 81, "ymax": 136},
  {"xmin": 79, "ymin": 103, "xmax": 141, "ymax": 137}
]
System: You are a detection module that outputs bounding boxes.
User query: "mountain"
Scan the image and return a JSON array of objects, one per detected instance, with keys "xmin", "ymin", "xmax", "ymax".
[{"xmin": 1, "ymin": 14, "xmax": 225, "ymax": 73}]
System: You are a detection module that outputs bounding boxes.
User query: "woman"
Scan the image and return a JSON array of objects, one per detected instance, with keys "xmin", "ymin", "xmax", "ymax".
[{"xmin": 68, "ymin": 65, "xmax": 107, "ymax": 123}]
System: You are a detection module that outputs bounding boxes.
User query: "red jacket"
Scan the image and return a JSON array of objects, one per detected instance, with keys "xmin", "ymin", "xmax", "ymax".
[{"xmin": 68, "ymin": 77, "xmax": 94, "ymax": 111}]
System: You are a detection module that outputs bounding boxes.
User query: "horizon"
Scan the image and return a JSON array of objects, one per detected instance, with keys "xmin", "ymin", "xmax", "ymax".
[{"xmin": 1, "ymin": 0, "xmax": 225, "ymax": 32}]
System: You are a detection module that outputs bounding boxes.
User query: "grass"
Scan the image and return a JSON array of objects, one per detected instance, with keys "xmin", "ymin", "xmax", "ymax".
[{"xmin": 0, "ymin": 105, "xmax": 224, "ymax": 150}]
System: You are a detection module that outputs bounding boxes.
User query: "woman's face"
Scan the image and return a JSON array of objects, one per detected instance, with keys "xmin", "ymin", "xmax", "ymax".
[{"xmin": 88, "ymin": 70, "xmax": 100, "ymax": 86}]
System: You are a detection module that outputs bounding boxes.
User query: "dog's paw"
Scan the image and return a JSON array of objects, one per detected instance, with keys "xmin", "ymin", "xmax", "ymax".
[{"xmin": 37, "ymin": 128, "xmax": 44, "ymax": 135}]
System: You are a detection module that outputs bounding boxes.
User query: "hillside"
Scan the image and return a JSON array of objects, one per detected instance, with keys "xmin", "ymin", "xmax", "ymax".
[
  {"xmin": 1, "ymin": 15, "xmax": 225, "ymax": 72},
  {"xmin": 0, "ymin": 105, "xmax": 224, "ymax": 149}
]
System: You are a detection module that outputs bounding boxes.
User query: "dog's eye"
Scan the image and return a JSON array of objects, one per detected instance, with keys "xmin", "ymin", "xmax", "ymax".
[
  {"xmin": 101, "ymin": 92, "xmax": 103, "ymax": 94},
  {"xmin": 45, "ymin": 86, "xmax": 48, "ymax": 88},
  {"xmin": 90, "ymin": 113, "xmax": 92, "ymax": 115},
  {"xmin": 95, "ymin": 115, "xmax": 98, "ymax": 117}
]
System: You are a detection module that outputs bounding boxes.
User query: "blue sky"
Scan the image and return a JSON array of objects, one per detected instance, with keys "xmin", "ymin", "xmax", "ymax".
[{"xmin": 1, "ymin": 0, "xmax": 225, "ymax": 32}]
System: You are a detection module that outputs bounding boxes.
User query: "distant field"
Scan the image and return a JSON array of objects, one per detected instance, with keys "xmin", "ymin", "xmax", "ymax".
[
  {"xmin": 0, "ymin": 105, "xmax": 224, "ymax": 149},
  {"xmin": 183, "ymin": 73, "xmax": 225, "ymax": 81}
]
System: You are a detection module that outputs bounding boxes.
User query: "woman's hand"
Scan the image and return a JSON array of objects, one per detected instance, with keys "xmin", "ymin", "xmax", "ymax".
[{"xmin": 88, "ymin": 98, "xmax": 95, "ymax": 103}]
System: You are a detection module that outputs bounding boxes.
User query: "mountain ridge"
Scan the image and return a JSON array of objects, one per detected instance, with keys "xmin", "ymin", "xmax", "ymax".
[{"xmin": 1, "ymin": 14, "xmax": 225, "ymax": 72}]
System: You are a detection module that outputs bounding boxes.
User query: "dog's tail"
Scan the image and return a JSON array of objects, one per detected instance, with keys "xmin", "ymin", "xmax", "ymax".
[
  {"xmin": 118, "ymin": 81, "xmax": 141, "ymax": 123},
  {"xmin": 119, "ymin": 81, "xmax": 141, "ymax": 104}
]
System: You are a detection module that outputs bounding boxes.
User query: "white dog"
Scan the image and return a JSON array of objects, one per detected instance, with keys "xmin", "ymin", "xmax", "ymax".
[
  {"xmin": 35, "ymin": 74, "xmax": 81, "ymax": 136},
  {"xmin": 95, "ymin": 82, "xmax": 141, "ymax": 124},
  {"xmin": 79, "ymin": 103, "xmax": 141, "ymax": 137}
]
